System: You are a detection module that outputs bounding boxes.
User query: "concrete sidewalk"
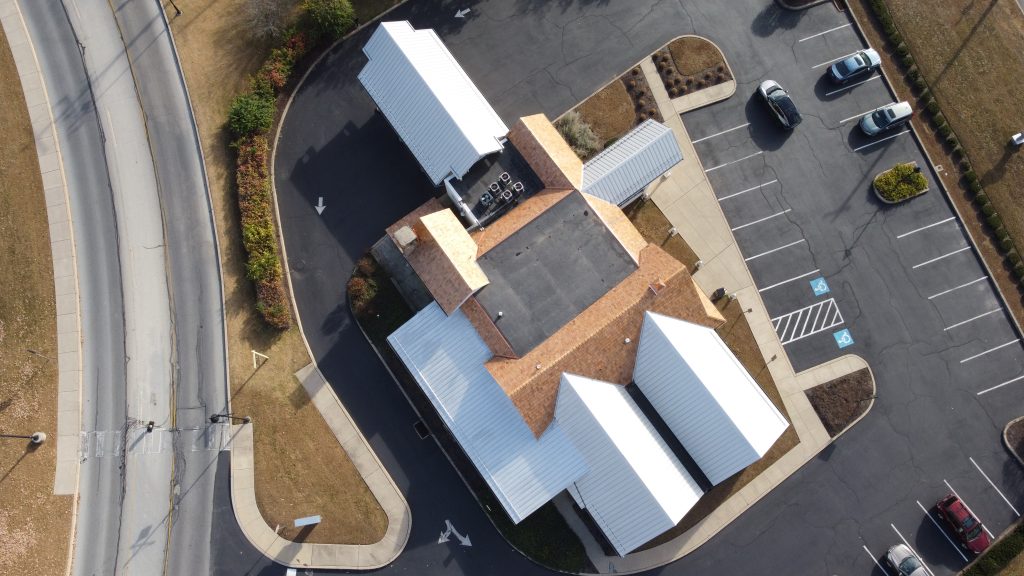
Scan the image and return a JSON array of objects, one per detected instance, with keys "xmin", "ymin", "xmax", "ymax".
[{"xmin": 567, "ymin": 42, "xmax": 874, "ymax": 574}]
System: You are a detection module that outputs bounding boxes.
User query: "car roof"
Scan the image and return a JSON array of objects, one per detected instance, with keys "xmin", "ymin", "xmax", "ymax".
[
  {"xmin": 776, "ymin": 95, "xmax": 801, "ymax": 125},
  {"xmin": 887, "ymin": 101, "xmax": 913, "ymax": 118},
  {"xmin": 941, "ymin": 495, "xmax": 972, "ymax": 520}
]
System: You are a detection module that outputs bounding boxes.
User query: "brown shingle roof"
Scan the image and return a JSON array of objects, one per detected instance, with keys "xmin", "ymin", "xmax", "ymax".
[{"xmin": 470, "ymin": 189, "xmax": 571, "ymax": 257}]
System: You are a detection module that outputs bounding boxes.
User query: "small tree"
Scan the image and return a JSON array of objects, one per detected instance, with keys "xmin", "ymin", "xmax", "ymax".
[
  {"xmin": 245, "ymin": 0, "xmax": 291, "ymax": 39},
  {"xmin": 228, "ymin": 93, "xmax": 275, "ymax": 137},
  {"xmin": 554, "ymin": 111, "xmax": 601, "ymax": 159},
  {"xmin": 303, "ymin": 0, "xmax": 356, "ymax": 41}
]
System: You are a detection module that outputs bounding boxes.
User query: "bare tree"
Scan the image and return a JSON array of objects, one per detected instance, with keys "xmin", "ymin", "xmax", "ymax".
[{"xmin": 246, "ymin": 0, "xmax": 291, "ymax": 39}]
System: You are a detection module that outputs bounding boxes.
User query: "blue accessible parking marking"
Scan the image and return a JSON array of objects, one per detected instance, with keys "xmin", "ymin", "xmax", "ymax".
[
  {"xmin": 833, "ymin": 329, "xmax": 854, "ymax": 349},
  {"xmin": 810, "ymin": 276, "xmax": 830, "ymax": 296}
]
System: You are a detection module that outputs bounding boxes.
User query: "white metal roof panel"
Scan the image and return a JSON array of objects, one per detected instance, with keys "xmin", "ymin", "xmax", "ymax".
[
  {"xmin": 359, "ymin": 21, "xmax": 508, "ymax": 185},
  {"xmin": 555, "ymin": 374, "xmax": 702, "ymax": 556},
  {"xmin": 388, "ymin": 302, "xmax": 587, "ymax": 523},
  {"xmin": 582, "ymin": 120, "xmax": 683, "ymax": 206},
  {"xmin": 633, "ymin": 312, "xmax": 789, "ymax": 485}
]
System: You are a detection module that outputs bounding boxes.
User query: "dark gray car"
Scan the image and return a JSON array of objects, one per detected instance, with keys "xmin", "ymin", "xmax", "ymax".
[{"xmin": 757, "ymin": 80, "xmax": 802, "ymax": 129}]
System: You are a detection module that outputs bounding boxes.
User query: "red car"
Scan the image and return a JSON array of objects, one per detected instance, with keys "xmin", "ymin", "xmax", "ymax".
[{"xmin": 936, "ymin": 494, "xmax": 991, "ymax": 555}]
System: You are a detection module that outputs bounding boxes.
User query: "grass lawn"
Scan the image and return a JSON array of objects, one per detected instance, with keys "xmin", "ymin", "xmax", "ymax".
[
  {"xmin": 0, "ymin": 23, "xmax": 73, "ymax": 576},
  {"xmin": 574, "ymin": 78, "xmax": 635, "ymax": 147},
  {"xmin": 666, "ymin": 36, "xmax": 723, "ymax": 76},
  {"xmin": 164, "ymin": 0, "xmax": 397, "ymax": 545}
]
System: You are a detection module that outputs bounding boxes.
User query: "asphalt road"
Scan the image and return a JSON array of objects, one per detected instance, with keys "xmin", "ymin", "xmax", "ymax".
[{"xmin": 260, "ymin": 2, "xmax": 1024, "ymax": 576}]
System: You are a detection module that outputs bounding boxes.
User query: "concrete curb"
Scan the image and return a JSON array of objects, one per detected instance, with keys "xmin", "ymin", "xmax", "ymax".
[
  {"xmin": 775, "ymin": 0, "xmax": 833, "ymax": 10},
  {"xmin": 1005, "ymin": 416, "xmax": 1024, "ymax": 468},
  {"xmin": 0, "ymin": 1, "xmax": 84, "ymax": 574},
  {"xmin": 663, "ymin": 36, "xmax": 737, "ymax": 114}
]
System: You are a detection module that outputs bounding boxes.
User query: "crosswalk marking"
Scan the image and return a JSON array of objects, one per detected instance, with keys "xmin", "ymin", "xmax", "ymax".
[{"xmin": 79, "ymin": 424, "xmax": 231, "ymax": 459}]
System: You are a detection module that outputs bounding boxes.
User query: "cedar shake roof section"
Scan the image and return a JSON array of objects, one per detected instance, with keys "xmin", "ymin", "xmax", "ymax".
[
  {"xmin": 461, "ymin": 296, "xmax": 517, "ymax": 358},
  {"xmin": 509, "ymin": 114, "xmax": 583, "ymax": 191},
  {"xmin": 471, "ymin": 189, "xmax": 571, "ymax": 257},
  {"xmin": 583, "ymin": 193, "xmax": 646, "ymax": 264},
  {"xmin": 486, "ymin": 244, "xmax": 725, "ymax": 437}
]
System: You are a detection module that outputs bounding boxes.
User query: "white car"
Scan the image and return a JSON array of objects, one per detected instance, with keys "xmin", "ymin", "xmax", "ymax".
[
  {"xmin": 828, "ymin": 48, "xmax": 881, "ymax": 83},
  {"xmin": 886, "ymin": 543, "xmax": 928, "ymax": 576},
  {"xmin": 860, "ymin": 101, "xmax": 913, "ymax": 136}
]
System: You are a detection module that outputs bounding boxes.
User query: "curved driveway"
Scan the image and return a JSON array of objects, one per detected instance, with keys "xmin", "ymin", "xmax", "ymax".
[{"xmin": 263, "ymin": 1, "xmax": 1024, "ymax": 575}]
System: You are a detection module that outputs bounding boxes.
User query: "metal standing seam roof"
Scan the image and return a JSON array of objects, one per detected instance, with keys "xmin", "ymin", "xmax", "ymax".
[
  {"xmin": 359, "ymin": 21, "xmax": 508, "ymax": 185},
  {"xmin": 632, "ymin": 312, "xmax": 789, "ymax": 485},
  {"xmin": 387, "ymin": 302, "xmax": 587, "ymax": 523},
  {"xmin": 555, "ymin": 374, "xmax": 703, "ymax": 557},
  {"xmin": 582, "ymin": 119, "xmax": 683, "ymax": 207}
]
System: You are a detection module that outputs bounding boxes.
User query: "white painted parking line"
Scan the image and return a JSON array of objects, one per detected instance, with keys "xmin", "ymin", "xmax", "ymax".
[
  {"xmin": 758, "ymin": 269, "xmax": 821, "ymax": 293},
  {"xmin": 897, "ymin": 217, "xmax": 958, "ymax": 239},
  {"xmin": 915, "ymin": 501, "xmax": 968, "ymax": 563},
  {"xmin": 943, "ymin": 479, "xmax": 995, "ymax": 540},
  {"xmin": 961, "ymin": 339, "xmax": 1021, "ymax": 364},
  {"xmin": 798, "ymin": 22, "xmax": 852, "ymax": 42},
  {"xmin": 912, "ymin": 246, "xmax": 971, "ymax": 269},
  {"xmin": 928, "ymin": 276, "xmax": 987, "ymax": 300},
  {"xmin": 718, "ymin": 179, "xmax": 779, "ymax": 201},
  {"xmin": 977, "ymin": 374, "xmax": 1024, "ymax": 396},
  {"xmin": 705, "ymin": 150, "xmax": 763, "ymax": 173},
  {"xmin": 745, "ymin": 239, "xmax": 806, "ymax": 262},
  {"xmin": 772, "ymin": 298, "xmax": 844, "ymax": 345},
  {"xmin": 862, "ymin": 544, "xmax": 891, "ymax": 576},
  {"xmin": 825, "ymin": 74, "xmax": 881, "ymax": 97},
  {"xmin": 853, "ymin": 127, "xmax": 910, "ymax": 151},
  {"xmin": 692, "ymin": 123, "xmax": 750, "ymax": 144},
  {"xmin": 813, "ymin": 51, "xmax": 859, "ymax": 69},
  {"xmin": 944, "ymin": 308, "xmax": 1001, "ymax": 331},
  {"xmin": 840, "ymin": 107, "xmax": 885, "ymax": 125},
  {"xmin": 970, "ymin": 456, "xmax": 1022, "ymax": 517},
  {"xmin": 892, "ymin": 522, "xmax": 939, "ymax": 576},
  {"xmin": 731, "ymin": 208, "xmax": 791, "ymax": 232}
]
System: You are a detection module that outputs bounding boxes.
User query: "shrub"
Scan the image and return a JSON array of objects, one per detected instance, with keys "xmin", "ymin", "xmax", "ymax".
[
  {"xmin": 554, "ymin": 111, "xmax": 601, "ymax": 159},
  {"xmin": 303, "ymin": 0, "xmax": 356, "ymax": 41},
  {"xmin": 925, "ymin": 100, "xmax": 940, "ymax": 116},
  {"xmin": 355, "ymin": 256, "xmax": 377, "ymax": 277},
  {"xmin": 960, "ymin": 158, "xmax": 972, "ymax": 172},
  {"xmin": 228, "ymin": 92, "xmax": 275, "ymax": 137},
  {"xmin": 889, "ymin": 30, "xmax": 902, "ymax": 46},
  {"xmin": 952, "ymin": 144, "xmax": 964, "ymax": 158},
  {"xmin": 901, "ymin": 54, "xmax": 914, "ymax": 69},
  {"xmin": 974, "ymin": 191, "xmax": 989, "ymax": 206},
  {"xmin": 347, "ymin": 276, "xmax": 378, "ymax": 312},
  {"xmin": 970, "ymin": 180, "xmax": 983, "ymax": 194},
  {"xmin": 938, "ymin": 124, "xmax": 952, "ymax": 138},
  {"xmin": 945, "ymin": 133, "xmax": 958, "ymax": 147},
  {"xmin": 1009, "ymin": 250, "xmax": 1022, "ymax": 267},
  {"xmin": 896, "ymin": 42, "xmax": 909, "ymax": 57},
  {"xmin": 1000, "ymin": 236, "xmax": 1015, "ymax": 253},
  {"xmin": 982, "ymin": 203, "xmax": 997, "ymax": 217},
  {"xmin": 246, "ymin": 249, "xmax": 281, "ymax": 281},
  {"xmin": 987, "ymin": 213, "xmax": 1004, "ymax": 232},
  {"xmin": 965, "ymin": 170, "xmax": 979, "ymax": 185},
  {"xmin": 933, "ymin": 112, "xmax": 946, "ymax": 126},
  {"xmin": 874, "ymin": 163, "xmax": 927, "ymax": 202},
  {"xmin": 907, "ymin": 65, "xmax": 919, "ymax": 80},
  {"xmin": 1016, "ymin": 263, "xmax": 1024, "ymax": 282},
  {"xmin": 913, "ymin": 76, "xmax": 927, "ymax": 91}
]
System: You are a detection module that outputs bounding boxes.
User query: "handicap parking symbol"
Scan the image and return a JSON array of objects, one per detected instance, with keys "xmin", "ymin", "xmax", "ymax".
[
  {"xmin": 833, "ymin": 329, "xmax": 854, "ymax": 349},
  {"xmin": 810, "ymin": 276, "xmax": 830, "ymax": 296}
]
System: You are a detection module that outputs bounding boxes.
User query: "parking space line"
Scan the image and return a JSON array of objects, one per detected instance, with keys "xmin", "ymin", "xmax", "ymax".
[
  {"xmin": 928, "ymin": 276, "xmax": 987, "ymax": 300},
  {"xmin": 731, "ymin": 208, "xmax": 791, "ymax": 231},
  {"xmin": 853, "ymin": 128, "xmax": 910, "ymax": 151},
  {"xmin": 825, "ymin": 74, "xmax": 881, "ymax": 97},
  {"xmin": 943, "ymin": 479, "xmax": 995, "ymax": 539},
  {"xmin": 961, "ymin": 339, "xmax": 1020, "ymax": 364},
  {"xmin": 772, "ymin": 298, "xmax": 844, "ymax": 345},
  {"xmin": 944, "ymin": 308, "xmax": 1001, "ymax": 331},
  {"xmin": 915, "ymin": 501, "xmax": 969, "ymax": 563},
  {"xmin": 977, "ymin": 374, "xmax": 1024, "ymax": 396},
  {"xmin": 718, "ymin": 179, "xmax": 779, "ymax": 201},
  {"xmin": 705, "ymin": 150, "xmax": 763, "ymax": 173},
  {"xmin": 970, "ymin": 456, "xmax": 1022, "ymax": 517},
  {"xmin": 745, "ymin": 239, "xmax": 806, "ymax": 262},
  {"xmin": 692, "ymin": 123, "xmax": 750, "ymax": 144},
  {"xmin": 840, "ymin": 106, "xmax": 886, "ymax": 125},
  {"xmin": 912, "ymin": 246, "xmax": 971, "ymax": 269},
  {"xmin": 892, "ymin": 522, "xmax": 940, "ymax": 575},
  {"xmin": 897, "ymin": 217, "xmax": 958, "ymax": 239},
  {"xmin": 813, "ymin": 51, "xmax": 859, "ymax": 69},
  {"xmin": 862, "ymin": 544, "xmax": 891, "ymax": 576},
  {"xmin": 758, "ymin": 269, "xmax": 820, "ymax": 293},
  {"xmin": 798, "ymin": 22, "xmax": 852, "ymax": 42}
]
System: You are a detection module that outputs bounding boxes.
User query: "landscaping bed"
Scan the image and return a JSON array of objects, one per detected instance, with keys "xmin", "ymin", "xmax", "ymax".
[
  {"xmin": 1007, "ymin": 418, "xmax": 1024, "ymax": 466},
  {"xmin": 570, "ymin": 65, "xmax": 663, "ymax": 160},
  {"xmin": 654, "ymin": 37, "xmax": 732, "ymax": 98},
  {"xmin": 873, "ymin": 161, "xmax": 928, "ymax": 203},
  {"xmin": 964, "ymin": 519, "xmax": 1024, "ymax": 576},
  {"xmin": 626, "ymin": 200, "xmax": 700, "ymax": 271},
  {"xmin": 805, "ymin": 368, "xmax": 873, "ymax": 437}
]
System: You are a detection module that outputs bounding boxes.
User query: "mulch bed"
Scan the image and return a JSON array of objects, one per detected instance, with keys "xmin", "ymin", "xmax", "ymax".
[
  {"xmin": 654, "ymin": 37, "xmax": 732, "ymax": 98},
  {"xmin": 805, "ymin": 368, "xmax": 874, "ymax": 437},
  {"xmin": 622, "ymin": 65, "xmax": 663, "ymax": 124},
  {"xmin": 1007, "ymin": 419, "xmax": 1024, "ymax": 465}
]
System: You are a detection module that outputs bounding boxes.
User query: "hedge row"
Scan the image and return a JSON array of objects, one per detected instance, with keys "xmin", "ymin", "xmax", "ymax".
[
  {"xmin": 963, "ymin": 520, "xmax": 1024, "ymax": 576},
  {"xmin": 866, "ymin": 0, "xmax": 1024, "ymax": 282},
  {"xmin": 226, "ymin": 0, "xmax": 357, "ymax": 329}
]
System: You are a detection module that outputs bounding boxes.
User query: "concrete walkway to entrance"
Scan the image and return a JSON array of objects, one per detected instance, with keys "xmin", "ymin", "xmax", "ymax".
[{"xmin": 566, "ymin": 44, "xmax": 874, "ymax": 575}]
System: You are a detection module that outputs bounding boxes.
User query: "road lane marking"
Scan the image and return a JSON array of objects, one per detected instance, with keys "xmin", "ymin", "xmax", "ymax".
[
  {"xmin": 961, "ymin": 339, "xmax": 1020, "ymax": 363},
  {"xmin": 892, "ymin": 522, "xmax": 939, "ymax": 575},
  {"xmin": 970, "ymin": 456, "xmax": 1021, "ymax": 516},
  {"xmin": 719, "ymin": 179, "xmax": 779, "ymax": 201},
  {"xmin": 745, "ymin": 239, "xmax": 806, "ymax": 262},
  {"xmin": 943, "ymin": 479, "xmax": 995, "ymax": 540},
  {"xmin": 705, "ymin": 150, "xmax": 763, "ymax": 173},
  {"xmin": 825, "ymin": 74, "xmax": 881, "ymax": 97},
  {"xmin": 692, "ymin": 123, "xmax": 750, "ymax": 144},
  {"xmin": 915, "ymin": 501, "xmax": 968, "ymax": 564},
  {"xmin": 944, "ymin": 308, "xmax": 1001, "ymax": 331},
  {"xmin": 912, "ymin": 246, "xmax": 971, "ymax": 269},
  {"xmin": 897, "ymin": 217, "xmax": 958, "ymax": 239},
  {"xmin": 813, "ymin": 51, "xmax": 859, "ymax": 69},
  {"xmin": 978, "ymin": 374, "xmax": 1024, "ymax": 396},
  {"xmin": 798, "ymin": 22, "xmax": 852, "ymax": 42},
  {"xmin": 862, "ymin": 545, "xmax": 891, "ymax": 576},
  {"xmin": 731, "ymin": 208, "xmax": 791, "ymax": 231},
  {"xmin": 759, "ymin": 269, "xmax": 821, "ymax": 293},
  {"xmin": 772, "ymin": 298, "xmax": 844, "ymax": 345},
  {"xmin": 929, "ymin": 276, "xmax": 987, "ymax": 300},
  {"xmin": 853, "ymin": 127, "xmax": 910, "ymax": 151}
]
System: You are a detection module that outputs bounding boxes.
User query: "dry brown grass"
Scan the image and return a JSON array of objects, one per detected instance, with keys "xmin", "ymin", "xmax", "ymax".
[
  {"xmin": 667, "ymin": 36, "xmax": 724, "ymax": 77},
  {"xmin": 574, "ymin": 78, "xmax": 635, "ymax": 145},
  {"xmin": 626, "ymin": 200, "xmax": 700, "ymax": 271},
  {"xmin": 805, "ymin": 368, "xmax": 873, "ymax": 437},
  {"xmin": 164, "ymin": 0, "xmax": 391, "ymax": 544},
  {"xmin": 0, "ymin": 23, "xmax": 72, "ymax": 576}
]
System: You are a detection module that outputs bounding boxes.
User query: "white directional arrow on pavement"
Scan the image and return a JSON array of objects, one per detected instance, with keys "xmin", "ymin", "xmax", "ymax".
[
  {"xmin": 438, "ymin": 519, "xmax": 472, "ymax": 547},
  {"xmin": 315, "ymin": 196, "xmax": 326, "ymax": 215},
  {"xmin": 454, "ymin": 8, "xmax": 470, "ymax": 18}
]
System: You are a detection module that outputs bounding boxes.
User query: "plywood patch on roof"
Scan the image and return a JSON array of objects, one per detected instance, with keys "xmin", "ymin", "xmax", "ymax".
[{"xmin": 509, "ymin": 114, "xmax": 583, "ymax": 191}]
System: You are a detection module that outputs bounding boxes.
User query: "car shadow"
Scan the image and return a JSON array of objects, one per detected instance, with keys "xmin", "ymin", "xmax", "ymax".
[
  {"xmin": 744, "ymin": 91, "xmax": 795, "ymax": 152},
  {"xmin": 846, "ymin": 125, "xmax": 909, "ymax": 156},
  {"xmin": 813, "ymin": 73, "xmax": 848, "ymax": 102}
]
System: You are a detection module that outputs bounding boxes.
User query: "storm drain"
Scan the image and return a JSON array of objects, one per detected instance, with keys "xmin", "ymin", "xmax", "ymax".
[{"xmin": 413, "ymin": 420, "xmax": 431, "ymax": 439}]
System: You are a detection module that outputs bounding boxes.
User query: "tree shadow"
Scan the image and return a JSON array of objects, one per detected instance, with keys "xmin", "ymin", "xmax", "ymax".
[
  {"xmin": 932, "ymin": 0, "xmax": 999, "ymax": 89},
  {"xmin": 980, "ymin": 141, "xmax": 1019, "ymax": 188},
  {"xmin": 751, "ymin": 3, "xmax": 806, "ymax": 38}
]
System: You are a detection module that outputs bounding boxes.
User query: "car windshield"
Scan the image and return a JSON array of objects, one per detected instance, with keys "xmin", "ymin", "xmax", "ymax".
[
  {"xmin": 962, "ymin": 514, "xmax": 977, "ymax": 530},
  {"xmin": 872, "ymin": 110, "xmax": 890, "ymax": 126},
  {"xmin": 966, "ymin": 525, "xmax": 983, "ymax": 540},
  {"xmin": 899, "ymin": 556, "xmax": 922, "ymax": 574},
  {"xmin": 836, "ymin": 58, "xmax": 855, "ymax": 75}
]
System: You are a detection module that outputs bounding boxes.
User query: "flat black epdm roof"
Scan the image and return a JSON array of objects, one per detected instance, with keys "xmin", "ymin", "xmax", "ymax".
[{"xmin": 474, "ymin": 191, "xmax": 638, "ymax": 355}]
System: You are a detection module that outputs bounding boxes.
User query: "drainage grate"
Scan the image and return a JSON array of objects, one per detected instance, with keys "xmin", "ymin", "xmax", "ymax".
[{"xmin": 413, "ymin": 420, "xmax": 430, "ymax": 439}]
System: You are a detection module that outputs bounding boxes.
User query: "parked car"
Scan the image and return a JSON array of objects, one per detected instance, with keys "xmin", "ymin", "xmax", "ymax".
[
  {"xmin": 885, "ymin": 544, "xmax": 928, "ymax": 576},
  {"xmin": 757, "ymin": 80, "xmax": 802, "ymax": 129},
  {"xmin": 936, "ymin": 493, "xmax": 991, "ymax": 555},
  {"xmin": 828, "ymin": 48, "xmax": 881, "ymax": 83},
  {"xmin": 860, "ymin": 101, "xmax": 913, "ymax": 136}
]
